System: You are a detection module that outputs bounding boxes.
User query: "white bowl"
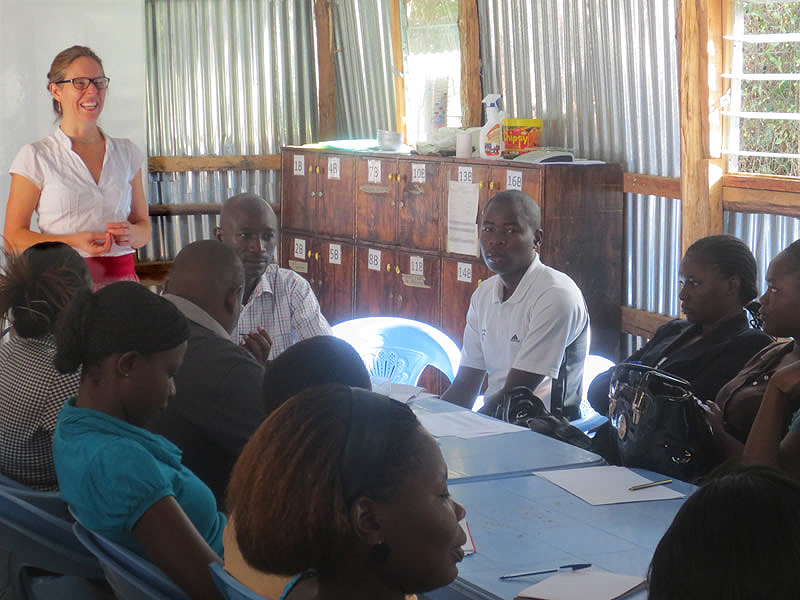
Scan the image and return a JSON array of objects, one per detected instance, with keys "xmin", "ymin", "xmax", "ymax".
[{"xmin": 378, "ymin": 130, "xmax": 403, "ymax": 151}]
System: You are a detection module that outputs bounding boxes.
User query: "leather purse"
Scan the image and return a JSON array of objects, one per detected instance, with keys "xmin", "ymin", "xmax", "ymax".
[{"xmin": 608, "ymin": 363, "xmax": 713, "ymax": 481}]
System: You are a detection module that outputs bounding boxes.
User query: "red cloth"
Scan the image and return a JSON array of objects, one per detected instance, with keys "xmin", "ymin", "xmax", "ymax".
[{"xmin": 84, "ymin": 254, "xmax": 139, "ymax": 290}]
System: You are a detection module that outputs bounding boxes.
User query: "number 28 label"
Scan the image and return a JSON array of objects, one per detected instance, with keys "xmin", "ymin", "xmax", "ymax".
[{"xmin": 293, "ymin": 238, "xmax": 306, "ymax": 259}]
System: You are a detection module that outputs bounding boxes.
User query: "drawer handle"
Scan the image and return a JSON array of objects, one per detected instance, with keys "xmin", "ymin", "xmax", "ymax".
[{"xmin": 359, "ymin": 184, "xmax": 389, "ymax": 194}]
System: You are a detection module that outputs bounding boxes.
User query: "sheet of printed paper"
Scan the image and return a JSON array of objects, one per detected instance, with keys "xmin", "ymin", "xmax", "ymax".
[
  {"xmin": 447, "ymin": 180, "xmax": 480, "ymax": 256},
  {"xmin": 533, "ymin": 466, "xmax": 685, "ymax": 505}
]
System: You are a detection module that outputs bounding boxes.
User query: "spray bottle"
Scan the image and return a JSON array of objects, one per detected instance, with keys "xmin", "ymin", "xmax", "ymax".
[{"xmin": 479, "ymin": 94, "xmax": 505, "ymax": 159}]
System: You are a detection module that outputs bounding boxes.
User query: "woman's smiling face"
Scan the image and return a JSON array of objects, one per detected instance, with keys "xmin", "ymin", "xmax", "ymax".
[{"xmin": 50, "ymin": 56, "xmax": 106, "ymax": 124}]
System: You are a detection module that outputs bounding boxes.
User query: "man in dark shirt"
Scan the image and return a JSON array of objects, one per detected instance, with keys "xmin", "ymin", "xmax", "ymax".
[{"xmin": 154, "ymin": 240, "xmax": 265, "ymax": 506}]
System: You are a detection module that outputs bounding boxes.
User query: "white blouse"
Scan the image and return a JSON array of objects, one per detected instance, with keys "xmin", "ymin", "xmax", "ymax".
[{"xmin": 9, "ymin": 127, "xmax": 144, "ymax": 257}]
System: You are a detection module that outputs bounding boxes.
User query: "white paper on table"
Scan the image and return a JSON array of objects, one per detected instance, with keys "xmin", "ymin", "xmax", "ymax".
[
  {"xmin": 517, "ymin": 567, "xmax": 645, "ymax": 600},
  {"xmin": 447, "ymin": 180, "xmax": 480, "ymax": 256},
  {"xmin": 387, "ymin": 383, "xmax": 425, "ymax": 403},
  {"xmin": 533, "ymin": 465, "xmax": 685, "ymax": 505},
  {"xmin": 418, "ymin": 411, "xmax": 527, "ymax": 439}
]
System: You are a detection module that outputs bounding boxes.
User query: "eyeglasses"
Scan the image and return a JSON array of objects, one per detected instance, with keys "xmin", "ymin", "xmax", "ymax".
[{"xmin": 54, "ymin": 77, "xmax": 110, "ymax": 90}]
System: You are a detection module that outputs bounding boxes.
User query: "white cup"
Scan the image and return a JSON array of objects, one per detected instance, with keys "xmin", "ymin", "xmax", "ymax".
[{"xmin": 456, "ymin": 130, "xmax": 472, "ymax": 158}]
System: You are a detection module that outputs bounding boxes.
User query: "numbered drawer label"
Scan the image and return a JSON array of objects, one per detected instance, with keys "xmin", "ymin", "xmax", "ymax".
[
  {"xmin": 506, "ymin": 170, "xmax": 523, "ymax": 191},
  {"xmin": 457, "ymin": 262, "xmax": 473, "ymax": 283},
  {"xmin": 457, "ymin": 166, "xmax": 473, "ymax": 183},
  {"xmin": 293, "ymin": 154, "xmax": 305, "ymax": 176},
  {"xmin": 293, "ymin": 238, "xmax": 306, "ymax": 259},
  {"xmin": 367, "ymin": 248, "xmax": 381, "ymax": 271},
  {"xmin": 327, "ymin": 156, "xmax": 341, "ymax": 180},
  {"xmin": 409, "ymin": 255, "xmax": 424, "ymax": 276},
  {"xmin": 411, "ymin": 163, "xmax": 426, "ymax": 184},
  {"xmin": 328, "ymin": 243, "xmax": 342, "ymax": 265},
  {"xmin": 367, "ymin": 159, "xmax": 381, "ymax": 184}
]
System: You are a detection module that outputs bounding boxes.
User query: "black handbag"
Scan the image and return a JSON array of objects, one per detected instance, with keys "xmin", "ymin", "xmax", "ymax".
[
  {"xmin": 607, "ymin": 363, "xmax": 714, "ymax": 481},
  {"xmin": 487, "ymin": 386, "xmax": 593, "ymax": 451}
]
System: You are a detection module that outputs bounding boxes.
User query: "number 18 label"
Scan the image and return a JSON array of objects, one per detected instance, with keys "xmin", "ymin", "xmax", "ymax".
[{"xmin": 293, "ymin": 154, "xmax": 304, "ymax": 176}]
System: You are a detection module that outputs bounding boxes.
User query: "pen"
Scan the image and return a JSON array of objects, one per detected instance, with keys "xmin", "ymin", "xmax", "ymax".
[
  {"xmin": 499, "ymin": 563, "xmax": 591, "ymax": 580},
  {"xmin": 629, "ymin": 478, "xmax": 672, "ymax": 491}
]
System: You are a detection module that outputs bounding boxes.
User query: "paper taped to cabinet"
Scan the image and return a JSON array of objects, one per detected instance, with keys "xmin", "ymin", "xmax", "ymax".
[{"xmin": 447, "ymin": 180, "xmax": 480, "ymax": 257}]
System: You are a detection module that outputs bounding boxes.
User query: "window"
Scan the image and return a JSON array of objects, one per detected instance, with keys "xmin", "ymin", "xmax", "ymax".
[
  {"xmin": 724, "ymin": 0, "xmax": 800, "ymax": 177},
  {"xmin": 402, "ymin": 0, "xmax": 462, "ymax": 145}
]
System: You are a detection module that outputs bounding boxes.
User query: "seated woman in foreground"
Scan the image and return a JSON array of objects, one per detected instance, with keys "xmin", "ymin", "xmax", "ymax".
[
  {"xmin": 705, "ymin": 240, "xmax": 800, "ymax": 464},
  {"xmin": 224, "ymin": 385, "xmax": 467, "ymax": 600},
  {"xmin": 588, "ymin": 235, "xmax": 771, "ymax": 470},
  {"xmin": 53, "ymin": 281, "xmax": 225, "ymax": 600},
  {"xmin": 648, "ymin": 465, "xmax": 800, "ymax": 600},
  {"xmin": 0, "ymin": 242, "xmax": 90, "ymax": 489}
]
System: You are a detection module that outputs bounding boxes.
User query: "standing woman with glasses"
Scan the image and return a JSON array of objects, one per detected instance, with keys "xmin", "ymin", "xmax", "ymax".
[{"xmin": 5, "ymin": 45, "xmax": 150, "ymax": 289}]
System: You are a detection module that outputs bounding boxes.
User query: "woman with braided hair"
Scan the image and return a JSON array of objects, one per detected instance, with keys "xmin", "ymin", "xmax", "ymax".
[
  {"xmin": 0, "ymin": 241, "xmax": 90, "ymax": 489},
  {"xmin": 53, "ymin": 281, "xmax": 225, "ymax": 600}
]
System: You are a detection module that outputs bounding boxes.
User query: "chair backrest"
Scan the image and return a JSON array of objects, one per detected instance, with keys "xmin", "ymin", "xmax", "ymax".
[
  {"xmin": 0, "ymin": 477, "xmax": 70, "ymax": 518},
  {"xmin": 72, "ymin": 521, "xmax": 189, "ymax": 600},
  {"xmin": 209, "ymin": 562, "xmax": 268, "ymax": 600},
  {"xmin": 332, "ymin": 317, "xmax": 461, "ymax": 385},
  {"xmin": 0, "ymin": 488, "xmax": 103, "ymax": 585}
]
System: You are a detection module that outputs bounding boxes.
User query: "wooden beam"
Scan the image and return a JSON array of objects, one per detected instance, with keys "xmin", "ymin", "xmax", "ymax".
[
  {"xmin": 388, "ymin": 0, "xmax": 407, "ymax": 138},
  {"xmin": 723, "ymin": 186, "xmax": 800, "ymax": 218},
  {"xmin": 623, "ymin": 173, "xmax": 681, "ymax": 199},
  {"xmin": 148, "ymin": 203, "xmax": 223, "ymax": 217},
  {"xmin": 134, "ymin": 260, "xmax": 171, "ymax": 288},
  {"xmin": 458, "ymin": 0, "xmax": 482, "ymax": 127},
  {"xmin": 147, "ymin": 154, "xmax": 281, "ymax": 173},
  {"xmin": 723, "ymin": 173, "xmax": 800, "ymax": 194},
  {"xmin": 678, "ymin": 0, "xmax": 725, "ymax": 254},
  {"xmin": 621, "ymin": 306, "xmax": 675, "ymax": 340},
  {"xmin": 315, "ymin": 0, "xmax": 337, "ymax": 139}
]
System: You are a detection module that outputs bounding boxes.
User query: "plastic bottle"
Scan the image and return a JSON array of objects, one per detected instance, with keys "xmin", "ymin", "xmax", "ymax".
[{"xmin": 479, "ymin": 94, "xmax": 505, "ymax": 159}]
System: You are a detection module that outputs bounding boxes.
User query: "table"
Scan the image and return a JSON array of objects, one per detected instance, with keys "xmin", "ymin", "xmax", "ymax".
[
  {"xmin": 427, "ymin": 470, "xmax": 695, "ymax": 600},
  {"xmin": 410, "ymin": 397, "xmax": 605, "ymax": 483}
]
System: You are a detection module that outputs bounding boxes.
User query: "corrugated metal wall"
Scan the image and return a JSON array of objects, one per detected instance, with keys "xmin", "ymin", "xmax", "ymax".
[
  {"xmin": 478, "ymin": 0, "xmax": 681, "ymax": 356},
  {"xmin": 331, "ymin": 0, "xmax": 397, "ymax": 138},
  {"xmin": 142, "ymin": 0, "xmax": 318, "ymax": 261}
]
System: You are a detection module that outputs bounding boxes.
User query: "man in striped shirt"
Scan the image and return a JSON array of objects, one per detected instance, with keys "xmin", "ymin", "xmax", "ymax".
[{"xmin": 215, "ymin": 193, "xmax": 332, "ymax": 362}]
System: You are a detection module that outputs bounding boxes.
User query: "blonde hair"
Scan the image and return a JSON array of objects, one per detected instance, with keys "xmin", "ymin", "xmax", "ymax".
[{"xmin": 47, "ymin": 45, "xmax": 104, "ymax": 116}]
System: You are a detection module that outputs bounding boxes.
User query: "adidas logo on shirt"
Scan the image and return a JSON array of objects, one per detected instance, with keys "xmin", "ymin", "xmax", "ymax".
[{"xmin": 510, "ymin": 334, "xmax": 520, "ymax": 342}]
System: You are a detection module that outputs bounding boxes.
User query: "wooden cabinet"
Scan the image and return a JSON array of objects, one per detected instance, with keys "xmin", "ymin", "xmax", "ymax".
[
  {"xmin": 354, "ymin": 245, "xmax": 441, "ymax": 326},
  {"xmin": 281, "ymin": 151, "xmax": 356, "ymax": 238},
  {"xmin": 281, "ymin": 148, "xmax": 623, "ymax": 360},
  {"xmin": 280, "ymin": 234, "xmax": 354, "ymax": 326}
]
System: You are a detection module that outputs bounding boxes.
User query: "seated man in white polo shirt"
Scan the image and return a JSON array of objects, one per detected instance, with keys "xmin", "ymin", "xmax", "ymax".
[{"xmin": 440, "ymin": 190, "xmax": 589, "ymax": 420}]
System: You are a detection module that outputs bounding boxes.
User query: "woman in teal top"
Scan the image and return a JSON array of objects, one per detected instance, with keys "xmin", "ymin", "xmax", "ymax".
[{"xmin": 53, "ymin": 281, "xmax": 225, "ymax": 600}]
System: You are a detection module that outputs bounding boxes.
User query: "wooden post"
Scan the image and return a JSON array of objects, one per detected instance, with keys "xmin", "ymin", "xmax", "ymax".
[
  {"xmin": 388, "ymin": 0, "xmax": 407, "ymax": 138},
  {"xmin": 458, "ymin": 0, "xmax": 482, "ymax": 127},
  {"xmin": 678, "ymin": 0, "xmax": 725, "ymax": 255},
  {"xmin": 315, "ymin": 0, "xmax": 337, "ymax": 140}
]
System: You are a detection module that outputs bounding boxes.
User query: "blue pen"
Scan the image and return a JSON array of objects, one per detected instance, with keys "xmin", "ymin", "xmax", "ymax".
[{"xmin": 499, "ymin": 563, "xmax": 592, "ymax": 580}]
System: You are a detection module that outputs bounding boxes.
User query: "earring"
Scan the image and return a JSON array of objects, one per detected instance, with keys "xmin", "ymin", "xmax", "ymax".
[{"xmin": 369, "ymin": 540, "xmax": 391, "ymax": 564}]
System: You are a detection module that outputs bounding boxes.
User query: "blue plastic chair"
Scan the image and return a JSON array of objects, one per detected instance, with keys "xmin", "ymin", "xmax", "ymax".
[
  {"xmin": 0, "ymin": 476, "xmax": 69, "ymax": 518},
  {"xmin": 72, "ymin": 521, "xmax": 189, "ymax": 600},
  {"xmin": 332, "ymin": 317, "xmax": 461, "ymax": 385},
  {"xmin": 570, "ymin": 354, "xmax": 615, "ymax": 433},
  {"xmin": 0, "ymin": 488, "xmax": 107, "ymax": 600},
  {"xmin": 209, "ymin": 562, "xmax": 267, "ymax": 600}
]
